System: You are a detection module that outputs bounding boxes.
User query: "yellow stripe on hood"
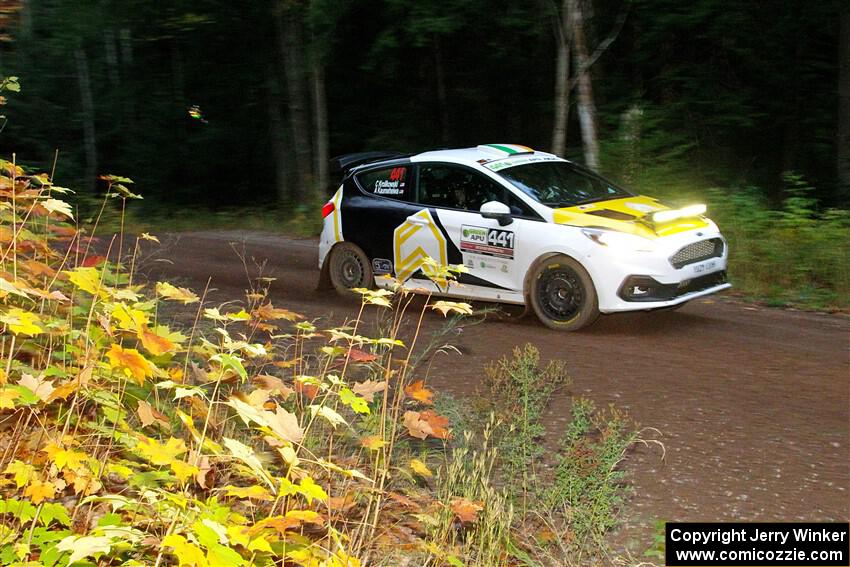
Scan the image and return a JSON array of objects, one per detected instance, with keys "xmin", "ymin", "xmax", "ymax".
[{"xmin": 552, "ymin": 196, "xmax": 710, "ymax": 239}]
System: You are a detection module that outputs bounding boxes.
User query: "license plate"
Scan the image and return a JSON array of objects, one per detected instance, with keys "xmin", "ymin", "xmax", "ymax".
[{"xmin": 692, "ymin": 259, "xmax": 718, "ymax": 274}]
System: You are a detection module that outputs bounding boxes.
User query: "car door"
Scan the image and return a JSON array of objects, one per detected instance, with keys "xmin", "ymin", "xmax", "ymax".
[
  {"xmin": 409, "ymin": 162, "xmax": 538, "ymax": 294},
  {"xmin": 342, "ymin": 163, "xmax": 420, "ymax": 280}
]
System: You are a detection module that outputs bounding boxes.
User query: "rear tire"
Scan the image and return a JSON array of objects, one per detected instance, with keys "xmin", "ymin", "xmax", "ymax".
[
  {"xmin": 328, "ymin": 243, "xmax": 374, "ymax": 295},
  {"xmin": 529, "ymin": 255, "xmax": 599, "ymax": 331}
]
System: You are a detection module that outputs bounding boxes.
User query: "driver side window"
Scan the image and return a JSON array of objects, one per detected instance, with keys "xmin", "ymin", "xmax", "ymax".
[{"xmin": 417, "ymin": 164, "xmax": 502, "ymax": 211}]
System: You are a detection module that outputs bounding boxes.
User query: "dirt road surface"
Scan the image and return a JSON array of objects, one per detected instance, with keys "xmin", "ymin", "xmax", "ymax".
[{"xmin": 145, "ymin": 230, "xmax": 849, "ymax": 549}]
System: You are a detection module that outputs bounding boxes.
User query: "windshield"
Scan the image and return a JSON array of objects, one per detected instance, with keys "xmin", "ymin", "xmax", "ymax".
[{"xmin": 495, "ymin": 161, "xmax": 632, "ymax": 207}]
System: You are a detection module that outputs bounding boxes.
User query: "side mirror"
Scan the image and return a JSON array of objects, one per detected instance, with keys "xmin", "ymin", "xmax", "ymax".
[{"xmin": 480, "ymin": 201, "xmax": 513, "ymax": 226}]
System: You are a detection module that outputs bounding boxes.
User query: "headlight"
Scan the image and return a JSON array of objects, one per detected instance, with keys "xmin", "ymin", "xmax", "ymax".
[
  {"xmin": 651, "ymin": 204, "xmax": 706, "ymax": 223},
  {"xmin": 581, "ymin": 228, "xmax": 654, "ymax": 252}
]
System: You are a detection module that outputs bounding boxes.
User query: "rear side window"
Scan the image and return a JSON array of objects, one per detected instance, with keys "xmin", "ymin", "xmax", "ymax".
[{"xmin": 356, "ymin": 166, "xmax": 412, "ymax": 201}]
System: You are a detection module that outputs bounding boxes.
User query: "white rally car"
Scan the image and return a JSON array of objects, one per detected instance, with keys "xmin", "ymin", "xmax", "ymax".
[{"xmin": 318, "ymin": 144, "xmax": 730, "ymax": 330}]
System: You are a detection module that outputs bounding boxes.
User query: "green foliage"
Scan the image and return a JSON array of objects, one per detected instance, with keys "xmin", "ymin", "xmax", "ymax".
[
  {"xmin": 545, "ymin": 399, "xmax": 639, "ymax": 548},
  {"xmin": 703, "ymin": 175, "xmax": 850, "ymax": 309},
  {"xmin": 484, "ymin": 344, "xmax": 570, "ymax": 501}
]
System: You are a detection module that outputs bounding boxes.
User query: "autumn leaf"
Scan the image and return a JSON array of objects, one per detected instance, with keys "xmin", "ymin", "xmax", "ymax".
[
  {"xmin": 4, "ymin": 459, "xmax": 35, "ymax": 487},
  {"xmin": 309, "ymin": 405, "xmax": 347, "ymax": 428},
  {"xmin": 65, "ymin": 267, "xmax": 106, "ymax": 297},
  {"xmin": 106, "ymin": 343, "xmax": 153, "ymax": 385},
  {"xmin": 170, "ymin": 460, "xmax": 200, "ymax": 483},
  {"xmin": 44, "ymin": 443, "xmax": 88, "ymax": 471},
  {"xmin": 137, "ymin": 400, "xmax": 170, "ymax": 429},
  {"xmin": 360, "ymin": 435, "xmax": 386, "ymax": 450},
  {"xmin": 264, "ymin": 406, "xmax": 304, "ymax": 444},
  {"xmin": 450, "ymin": 497, "xmax": 483, "ymax": 523},
  {"xmin": 429, "ymin": 300, "xmax": 473, "ymax": 316},
  {"xmin": 135, "ymin": 436, "xmax": 187, "ymax": 466},
  {"xmin": 252, "ymin": 374, "xmax": 294, "ymax": 399},
  {"xmin": 156, "ymin": 281, "xmax": 199, "ymax": 304},
  {"xmin": 24, "ymin": 478, "xmax": 57, "ymax": 504},
  {"xmin": 403, "ymin": 410, "xmax": 432, "ymax": 440},
  {"xmin": 346, "ymin": 348, "xmax": 377, "ymax": 363},
  {"xmin": 224, "ymin": 484, "xmax": 274, "ymax": 501},
  {"xmin": 351, "ymin": 379, "xmax": 386, "ymax": 402},
  {"xmin": 56, "ymin": 535, "xmax": 114, "ymax": 566},
  {"xmin": 409, "ymin": 458, "xmax": 432, "ymax": 478},
  {"xmin": 297, "ymin": 477, "xmax": 328, "ymax": 504},
  {"xmin": 162, "ymin": 534, "xmax": 208, "ymax": 567},
  {"xmin": 403, "ymin": 410, "xmax": 451, "ymax": 440},
  {"xmin": 17, "ymin": 373, "xmax": 54, "ymax": 401},
  {"xmin": 139, "ymin": 327, "xmax": 175, "ymax": 356},
  {"xmin": 111, "ymin": 303, "xmax": 148, "ymax": 332},
  {"xmin": 81, "ymin": 255, "xmax": 107, "ymax": 267},
  {"xmin": 41, "ymin": 197, "xmax": 74, "ymax": 220},
  {"xmin": 251, "ymin": 302, "xmax": 303, "ymax": 322},
  {"xmin": 404, "ymin": 380, "xmax": 434, "ymax": 405},
  {"xmin": 419, "ymin": 410, "xmax": 451, "ymax": 440},
  {"xmin": 222, "ymin": 437, "xmax": 274, "ymax": 490},
  {"xmin": 0, "ymin": 387, "xmax": 21, "ymax": 409},
  {"xmin": 1, "ymin": 308, "xmax": 43, "ymax": 336}
]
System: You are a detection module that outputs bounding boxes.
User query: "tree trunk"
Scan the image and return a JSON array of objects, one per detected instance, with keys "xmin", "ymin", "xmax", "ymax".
[
  {"xmin": 268, "ymin": 74, "xmax": 290, "ymax": 203},
  {"xmin": 104, "ymin": 29, "xmax": 120, "ymax": 87},
  {"xmin": 434, "ymin": 36, "xmax": 450, "ymax": 146},
  {"xmin": 838, "ymin": 8, "xmax": 850, "ymax": 201},
  {"xmin": 311, "ymin": 59, "xmax": 330, "ymax": 195},
  {"xmin": 276, "ymin": 2, "xmax": 313, "ymax": 201},
  {"xmin": 569, "ymin": 0, "xmax": 600, "ymax": 171},
  {"xmin": 551, "ymin": 0, "xmax": 571, "ymax": 157},
  {"xmin": 74, "ymin": 47, "xmax": 98, "ymax": 193}
]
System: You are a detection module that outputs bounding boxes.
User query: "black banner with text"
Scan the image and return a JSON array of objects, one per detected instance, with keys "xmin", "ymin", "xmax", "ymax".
[{"xmin": 666, "ymin": 522, "xmax": 849, "ymax": 566}]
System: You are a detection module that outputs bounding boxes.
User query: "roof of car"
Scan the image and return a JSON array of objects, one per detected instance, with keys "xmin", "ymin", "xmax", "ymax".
[{"xmin": 411, "ymin": 144, "xmax": 562, "ymax": 167}]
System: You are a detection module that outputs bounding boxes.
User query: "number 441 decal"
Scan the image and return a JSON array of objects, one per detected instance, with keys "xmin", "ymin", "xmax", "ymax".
[{"xmin": 460, "ymin": 225, "xmax": 515, "ymax": 259}]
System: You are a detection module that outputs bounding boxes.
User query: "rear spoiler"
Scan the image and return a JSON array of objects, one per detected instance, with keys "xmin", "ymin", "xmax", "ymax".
[{"xmin": 330, "ymin": 151, "xmax": 409, "ymax": 175}]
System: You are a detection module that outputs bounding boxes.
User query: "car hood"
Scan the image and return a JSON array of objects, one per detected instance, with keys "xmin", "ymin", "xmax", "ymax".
[{"xmin": 552, "ymin": 195, "xmax": 710, "ymax": 239}]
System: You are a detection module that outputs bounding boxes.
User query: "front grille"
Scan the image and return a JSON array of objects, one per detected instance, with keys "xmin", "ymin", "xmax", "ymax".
[{"xmin": 669, "ymin": 238, "xmax": 724, "ymax": 269}]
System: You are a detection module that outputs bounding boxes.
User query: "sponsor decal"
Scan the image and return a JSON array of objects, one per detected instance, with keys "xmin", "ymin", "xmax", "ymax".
[
  {"xmin": 374, "ymin": 167, "xmax": 406, "ymax": 195},
  {"xmin": 372, "ymin": 258, "xmax": 392, "ymax": 274},
  {"xmin": 484, "ymin": 154, "xmax": 563, "ymax": 172},
  {"xmin": 460, "ymin": 225, "xmax": 515, "ymax": 259},
  {"xmin": 463, "ymin": 253, "xmax": 511, "ymax": 274}
]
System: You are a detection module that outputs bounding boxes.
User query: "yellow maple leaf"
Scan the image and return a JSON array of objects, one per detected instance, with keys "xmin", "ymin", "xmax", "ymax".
[
  {"xmin": 135, "ymin": 436, "xmax": 187, "ymax": 466},
  {"xmin": 106, "ymin": 343, "xmax": 152, "ymax": 385},
  {"xmin": 24, "ymin": 479, "xmax": 57, "ymax": 504},
  {"xmin": 0, "ymin": 308, "xmax": 43, "ymax": 336},
  {"xmin": 44, "ymin": 443, "xmax": 89, "ymax": 471},
  {"xmin": 169, "ymin": 460, "xmax": 199, "ymax": 483},
  {"xmin": 359, "ymin": 435, "xmax": 387, "ymax": 450},
  {"xmin": 162, "ymin": 534, "xmax": 208, "ymax": 567},
  {"xmin": 64, "ymin": 267, "xmax": 106, "ymax": 298},
  {"xmin": 0, "ymin": 388, "xmax": 21, "ymax": 409},
  {"xmin": 4, "ymin": 460, "xmax": 35, "ymax": 488},
  {"xmin": 409, "ymin": 458, "xmax": 433, "ymax": 478},
  {"xmin": 111, "ymin": 303, "xmax": 148, "ymax": 332},
  {"xmin": 156, "ymin": 281, "xmax": 199, "ymax": 304}
]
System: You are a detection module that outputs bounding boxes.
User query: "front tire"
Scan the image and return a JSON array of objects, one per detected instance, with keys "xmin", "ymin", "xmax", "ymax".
[
  {"xmin": 328, "ymin": 243, "xmax": 374, "ymax": 295},
  {"xmin": 529, "ymin": 255, "xmax": 599, "ymax": 331}
]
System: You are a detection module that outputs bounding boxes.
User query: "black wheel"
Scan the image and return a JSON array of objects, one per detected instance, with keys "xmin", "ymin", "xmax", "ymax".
[
  {"xmin": 328, "ymin": 243, "xmax": 374, "ymax": 295},
  {"xmin": 529, "ymin": 255, "xmax": 599, "ymax": 331}
]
